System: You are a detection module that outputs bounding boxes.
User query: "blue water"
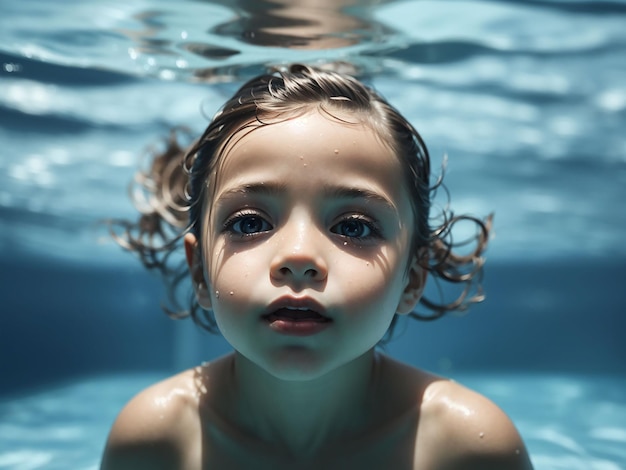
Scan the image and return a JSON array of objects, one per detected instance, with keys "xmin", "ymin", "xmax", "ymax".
[
  {"xmin": 1, "ymin": 0, "xmax": 625, "ymax": 262},
  {"xmin": 1, "ymin": 0, "xmax": 625, "ymax": 469},
  {"xmin": 1, "ymin": 374, "xmax": 625, "ymax": 470}
]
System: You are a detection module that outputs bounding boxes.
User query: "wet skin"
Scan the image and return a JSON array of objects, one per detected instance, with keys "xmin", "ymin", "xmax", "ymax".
[
  {"xmin": 100, "ymin": 109, "xmax": 533, "ymax": 470},
  {"xmin": 191, "ymin": 109, "xmax": 423, "ymax": 382}
]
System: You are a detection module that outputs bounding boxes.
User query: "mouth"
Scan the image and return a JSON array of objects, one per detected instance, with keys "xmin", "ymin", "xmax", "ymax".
[
  {"xmin": 262, "ymin": 298, "xmax": 332, "ymax": 336},
  {"xmin": 263, "ymin": 307, "xmax": 332, "ymax": 324}
]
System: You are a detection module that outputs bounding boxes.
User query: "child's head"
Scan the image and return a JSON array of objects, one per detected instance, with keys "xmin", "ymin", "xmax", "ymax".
[
  {"xmin": 111, "ymin": 64, "xmax": 491, "ymax": 341},
  {"xmin": 185, "ymin": 64, "xmax": 431, "ymax": 259}
]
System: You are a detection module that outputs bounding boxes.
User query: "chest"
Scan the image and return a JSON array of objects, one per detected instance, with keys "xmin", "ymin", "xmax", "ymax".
[{"xmin": 198, "ymin": 415, "xmax": 419, "ymax": 470}]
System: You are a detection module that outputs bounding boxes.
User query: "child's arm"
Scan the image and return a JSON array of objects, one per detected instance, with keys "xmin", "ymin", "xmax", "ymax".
[
  {"xmin": 100, "ymin": 375, "xmax": 198, "ymax": 470},
  {"xmin": 418, "ymin": 379, "xmax": 533, "ymax": 470}
]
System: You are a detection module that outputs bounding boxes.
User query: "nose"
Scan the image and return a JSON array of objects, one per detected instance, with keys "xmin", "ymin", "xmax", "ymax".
[{"xmin": 270, "ymin": 214, "xmax": 328, "ymax": 286}]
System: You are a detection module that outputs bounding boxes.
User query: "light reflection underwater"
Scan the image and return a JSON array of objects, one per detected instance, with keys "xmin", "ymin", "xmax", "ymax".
[{"xmin": 0, "ymin": 0, "xmax": 625, "ymax": 469}]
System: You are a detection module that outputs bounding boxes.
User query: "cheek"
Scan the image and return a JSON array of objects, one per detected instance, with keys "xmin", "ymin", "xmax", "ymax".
[
  {"xmin": 206, "ymin": 238, "xmax": 253, "ymax": 285},
  {"xmin": 207, "ymin": 247, "xmax": 265, "ymax": 310},
  {"xmin": 339, "ymin": 255, "xmax": 407, "ymax": 310},
  {"xmin": 335, "ymin": 260, "xmax": 405, "ymax": 348},
  {"xmin": 208, "ymin": 258, "xmax": 253, "ymax": 340}
]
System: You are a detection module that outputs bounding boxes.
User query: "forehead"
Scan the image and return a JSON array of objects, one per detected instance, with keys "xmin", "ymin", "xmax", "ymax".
[{"xmin": 214, "ymin": 110, "xmax": 411, "ymax": 212}]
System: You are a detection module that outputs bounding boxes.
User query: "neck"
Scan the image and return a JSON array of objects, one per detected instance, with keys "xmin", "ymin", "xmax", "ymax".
[{"xmin": 228, "ymin": 349, "xmax": 380, "ymax": 456}]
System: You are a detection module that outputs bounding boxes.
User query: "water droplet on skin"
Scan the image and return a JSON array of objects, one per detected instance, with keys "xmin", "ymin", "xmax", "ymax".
[
  {"xmin": 215, "ymin": 290, "xmax": 220, "ymax": 298},
  {"xmin": 479, "ymin": 432, "xmax": 484, "ymax": 438},
  {"xmin": 303, "ymin": 163, "xmax": 308, "ymax": 167},
  {"xmin": 229, "ymin": 291, "xmax": 234, "ymax": 296},
  {"xmin": 343, "ymin": 241, "xmax": 348, "ymax": 246},
  {"xmin": 515, "ymin": 449, "xmax": 520, "ymax": 455},
  {"xmin": 334, "ymin": 149, "xmax": 339, "ymax": 155}
]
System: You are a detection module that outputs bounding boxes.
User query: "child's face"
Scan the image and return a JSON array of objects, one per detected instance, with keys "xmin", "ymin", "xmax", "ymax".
[{"xmin": 194, "ymin": 109, "xmax": 423, "ymax": 380}]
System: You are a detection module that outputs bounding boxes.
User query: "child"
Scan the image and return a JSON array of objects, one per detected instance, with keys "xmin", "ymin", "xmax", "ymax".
[{"xmin": 102, "ymin": 64, "xmax": 533, "ymax": 469}]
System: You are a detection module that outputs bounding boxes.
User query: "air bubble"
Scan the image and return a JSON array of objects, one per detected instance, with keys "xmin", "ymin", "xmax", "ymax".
[{"xmin": 3, "ymin": 63, "xmax": 21, "ymax": 73}]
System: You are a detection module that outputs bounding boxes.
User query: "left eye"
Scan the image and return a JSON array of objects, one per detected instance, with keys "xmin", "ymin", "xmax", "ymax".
[
  {"xmin": 331, "ymin": 217, "xmax": 374, "ymax": 239},
  {"xmin": 227, "ymin": 215, "xmax": 272, "ymax": 235}
]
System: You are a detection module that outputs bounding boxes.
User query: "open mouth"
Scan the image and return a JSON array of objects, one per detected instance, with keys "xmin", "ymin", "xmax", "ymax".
[
  {"xmin": 262, "ymin": 298, "xmax": 332, "ymax": 336},
  {"xmin": 263, "ymin": 308, "xmax": 332, "ymax": 323}
]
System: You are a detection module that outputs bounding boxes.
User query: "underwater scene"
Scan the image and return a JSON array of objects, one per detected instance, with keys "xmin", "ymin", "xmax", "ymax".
[{"xmin": 1, "ymin": 0, "xmax": 625, "ymax": 469}]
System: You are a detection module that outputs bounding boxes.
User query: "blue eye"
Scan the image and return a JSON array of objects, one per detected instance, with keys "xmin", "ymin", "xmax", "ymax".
[
  {"xmin": 225, "ymin": 213, "xmax": 272, "ymax": 236},
  {"xmin": 331, "ymin": 216, "xmax": 379, "ymax": 239}
]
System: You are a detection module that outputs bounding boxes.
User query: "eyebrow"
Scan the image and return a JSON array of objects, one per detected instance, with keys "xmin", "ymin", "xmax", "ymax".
[
  {"xmin": 217, "ymin": 182, "xmax": 398, "ymax": 213},
  {"xmin": 217, "ymin": 182, "xmax": 288, "ymax": 200},
  {"xmin": 323, "ymin": 186, "xmax": 398, "ymax": 213}
]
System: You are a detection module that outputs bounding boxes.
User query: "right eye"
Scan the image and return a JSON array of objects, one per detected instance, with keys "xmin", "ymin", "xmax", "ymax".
[{"xmin": 224, "ymin": 212, "xmax": 273, "ymax": 236}]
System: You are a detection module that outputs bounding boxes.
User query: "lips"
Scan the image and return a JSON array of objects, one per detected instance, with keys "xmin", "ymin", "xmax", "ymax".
[
  {"xmin": 265, "ymin": 308, "xmax": 331, "ymax": 323},
  {"xmin": 262, "ymin": 297, "xmax": 332, "ymax": 335},
  {"xmin": 262, "ymin": 297, "xmax": 331, "ymax": 323}
]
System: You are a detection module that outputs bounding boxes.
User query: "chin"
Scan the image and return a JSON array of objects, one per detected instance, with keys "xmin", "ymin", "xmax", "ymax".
[
  {"xmin": 261, "ymin": 346, "xmax": 376, "ymax": 383},
  {"xmin": 262, "ymin": 347, "xmax": 334, "ymax": 381}
]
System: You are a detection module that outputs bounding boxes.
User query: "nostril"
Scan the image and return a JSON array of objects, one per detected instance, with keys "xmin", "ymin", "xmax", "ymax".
[
  {"xmin": 274, "ymin": 265, "xmax": 324, "ymax": 281},
  {"xmin": 278, "ymin": 266, "xmax": 318, "ymax": 277}
]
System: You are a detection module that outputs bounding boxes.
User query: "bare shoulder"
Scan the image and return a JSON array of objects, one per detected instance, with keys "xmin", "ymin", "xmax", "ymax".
[
  {"xmin": 417, "ymin": 377, "xmax": 534, "ymax": 470},
  {"xmin": 100, "ymin": 368, "xmax": 203, "ymax": 470}
]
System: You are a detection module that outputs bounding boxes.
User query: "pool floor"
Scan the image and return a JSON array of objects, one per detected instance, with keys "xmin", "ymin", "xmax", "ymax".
[{"xmin": 0, "ymin": 372, "xmax": 624, "ymax": 470}]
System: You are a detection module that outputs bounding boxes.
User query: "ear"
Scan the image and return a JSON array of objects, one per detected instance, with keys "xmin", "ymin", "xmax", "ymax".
[
  {"xmin": 184, "ymin": 232, "xmax": 212, "ymax": 310},
  {"xmin": 396, "ymin": 256, "xmax": 427, "ymax": 315}
]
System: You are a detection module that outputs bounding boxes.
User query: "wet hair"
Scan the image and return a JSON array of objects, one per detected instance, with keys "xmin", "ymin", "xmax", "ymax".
[{"xmin": 109, "ymin": 63, "xmax": 492, "ymax": 339}]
